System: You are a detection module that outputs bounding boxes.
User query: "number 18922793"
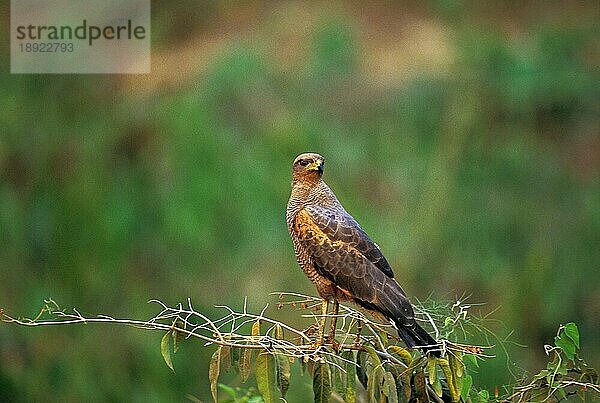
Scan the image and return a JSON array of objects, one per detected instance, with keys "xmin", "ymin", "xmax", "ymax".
[{"xmin": 19, "ymin": 42, "xmax": 74, "ymax": 52}]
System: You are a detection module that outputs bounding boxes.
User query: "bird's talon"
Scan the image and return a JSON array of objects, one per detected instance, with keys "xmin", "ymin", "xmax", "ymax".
[
  {"xmin": 303, "ymin": 323, "xmax": 319, "ymax": 337},
  {"xmin": 311, "ymin": 339, "xmax": 324, "ymax": 350},
  {"xmin": 327, "ymin": 337, "xmax": 341, "ymax": 352}
]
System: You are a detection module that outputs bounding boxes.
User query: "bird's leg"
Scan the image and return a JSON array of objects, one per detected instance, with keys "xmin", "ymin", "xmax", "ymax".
[
  {"xmin": 353, "ymin": 319, "xmax": 363, "ymax": 347},
  {"xmin": 328, "ymin": 300, "xmax": 340, "ymax": 351},
  {"xmin": 328, "ymin": 300, "xmax": 339, "ymax": 339},
  {"xmin": 316, "ymin": 299, "xmax": 329, "ymax": 347}
]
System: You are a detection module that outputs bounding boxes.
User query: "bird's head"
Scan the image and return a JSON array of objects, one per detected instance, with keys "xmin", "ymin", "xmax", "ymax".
[{"xmin": 292, "ymin": 152, "xmax": 325, "ymax": 183}]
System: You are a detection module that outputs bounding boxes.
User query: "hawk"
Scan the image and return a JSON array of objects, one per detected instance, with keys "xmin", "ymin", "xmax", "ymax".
[{"xmin": 286, "ymin": 152, "xmax": 438, "ymax": 355}]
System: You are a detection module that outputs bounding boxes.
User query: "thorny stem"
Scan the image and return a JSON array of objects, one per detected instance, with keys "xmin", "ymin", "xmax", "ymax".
[{"xmin": 1, "ymin": 293, "xmax": 491, "ymax": 403}]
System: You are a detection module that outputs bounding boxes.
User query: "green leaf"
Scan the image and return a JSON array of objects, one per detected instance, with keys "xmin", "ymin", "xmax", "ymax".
[
  {"xmin": 313, "ymin": 361, "xmax": 332, "ymax": 403},
  {"xmin": 449, "ymin": 352, "xmax": 464, "ymax": 378},
  {"xmin": 342, "ymin": 350, "xmax": 356, "ymax": 403},
  {"xmin": 386, "ymin": 365, "xmax": 408, "ymax": 403},
  {"xmin": 388, "ymin": 345, "xmax": 413, "ymax": 365},
  {"xmin": 172, "ymin": 329, "xmax": 180, "ymax": 354},
  {"xmin": 428, "ymin": 357, "xmax": 443, "ymax": 397},
  {"xmin": 221, "ymin": 345, "xmax": 231, "ymax": 372},
  {"xmin": 427, "ymin": 356, "xmax": 438, "ymax": 387},
  {"xmin": 275, "ymin": 353, "xmax": 291, "ymax": 398},
  {"xmin": 332, "ymin": 359, "xmax": 345, "ymax": 396},
  {"xmin": 272, "ymin": 325, "xmax": 290, "ymax": 398},
  {"xmin": 477, "ymin": 389, "xmax": 490, "ymax": 403},
  {"xmin": 366, "ymin": 364, "xmax": 384, "ymax": 403},
  {"xmin": 217, "ymin": 383, "xmax": 236, "ymax": 399},
  {"xmin": 564, "ymin": 323, "xmax": 580, "ymax": 348},
  {"xmin": 209, "ymin": 347, "xmax": 222, "ymax": 402},
  {"xmin": 460, "ymin": 374, "xmax": 472, "ymax": 402},
  {"xmin": 383, "ymin": 371, "xmax": 399, "ymax": 403},
  {"xmin": 252, "ymin": 320, "xmax": 261, "ymax": 337},
  {"xmin": 356, "ymin": 350, "xmax": 368, "ymax": 389},
  {"xmin": 431, "ymin": 374, "xmax": 443, "ymax": 397},
  {"xmin": 547, "ymin": 356, "xmax": 568, "ymax": 376},
  {"xmin": 362, "ymin": 348, "xmax": 382, "ymax": 402},
  {"xmin": 378, "ymin": 329, "xmax": 389, "ymax": 346},
  {"xmin": 438, "ymin": 358, "xmax": 459, "ymax": 402},
  {"xmin": 364, "ymin": 345, "xmax": 382, "ymax": 365},
  {"xmin": 239, "ymin": 347, "xmax": 252, "ymax": 383},
  {"xmin": 363, "ymin": 343, "xmax": 383, "ymax": 398},
  {"xmin": 554, "ymin": 323, "xmax": 579, "ymax": 361},
  {"xmin": 449, "ymin": 352, "xmax": 464, "ymax": 394},
  {"xmin": 554, "ymin": 385, "xmax": 567, "ymax": 399},
  {"xmin": 172, "ymin": 319, "xmax": 185, "ymax": 354},
  {"xmin": 533, "ymin": 369, "xmax": 549, "ymax": 382},
  {"xmin": 256, "ymin": 352, "xmax": 278, "ymax": 403},
  {"xmin": 464, "ymin": 353, "xmax": 479, "ymax": 368},
  {"xmin": 160, "ymin": 331, "xmax": 175, "ymax": 372},
  {"xmin": 555, "ymin": 335, "xmax": 576, "ymax": 360},
  {"xmin": 275, "ymin": 324, "xmax": 284, "ymax": 340}
]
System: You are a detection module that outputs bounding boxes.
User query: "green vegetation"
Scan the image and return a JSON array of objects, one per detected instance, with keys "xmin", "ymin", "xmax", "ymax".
[
  {"xmin": 0, "ymin": 2, "xmax": 598, "ymax": 401},
  {"xmin": 2, "ymin": 294, "xmax": 597, "ymax": 402}
]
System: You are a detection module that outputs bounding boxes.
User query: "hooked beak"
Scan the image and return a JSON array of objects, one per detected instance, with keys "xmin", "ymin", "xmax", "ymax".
[{"xmin": 307, "ymin": 160, "xmax": 324, "ymax": 174}]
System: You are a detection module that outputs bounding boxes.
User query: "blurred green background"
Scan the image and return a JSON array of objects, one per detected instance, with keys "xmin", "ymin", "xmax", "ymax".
[{"xmin": 1, "ymin": 1, "xmax": 598, "ymax": 401}]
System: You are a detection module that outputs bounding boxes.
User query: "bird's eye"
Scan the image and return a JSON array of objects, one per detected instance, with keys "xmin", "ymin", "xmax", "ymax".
[{"xmin": 299, "ymin": 160, "xmax": 309, "ymax": 167}]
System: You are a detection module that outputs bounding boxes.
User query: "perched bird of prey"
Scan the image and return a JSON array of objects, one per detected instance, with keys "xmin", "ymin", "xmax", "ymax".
[{"xmin": 286, "ymin": 152, "xmax": 438, "ymax": 355}]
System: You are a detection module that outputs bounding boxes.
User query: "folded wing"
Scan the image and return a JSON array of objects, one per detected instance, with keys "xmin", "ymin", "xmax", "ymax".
[{"xmin": 293, "ymin": 206, "xmax": 415, "ymax": 327}]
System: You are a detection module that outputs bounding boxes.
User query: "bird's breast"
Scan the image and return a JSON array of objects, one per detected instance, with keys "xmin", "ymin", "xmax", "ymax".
[{"xmin": 288, "ymin": 210, "xmax": 339, "ymax": 300}]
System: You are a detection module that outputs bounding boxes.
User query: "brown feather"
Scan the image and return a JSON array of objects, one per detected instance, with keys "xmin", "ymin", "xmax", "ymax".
[{"xmin": 287, "ymin": 152, "xmax": 439, "ymax": 354}]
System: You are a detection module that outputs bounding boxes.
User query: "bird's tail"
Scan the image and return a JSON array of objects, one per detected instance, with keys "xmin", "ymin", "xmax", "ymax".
[{"xmin": 394, "ymin": 319, "xmax": 441, "ymax": 357}]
